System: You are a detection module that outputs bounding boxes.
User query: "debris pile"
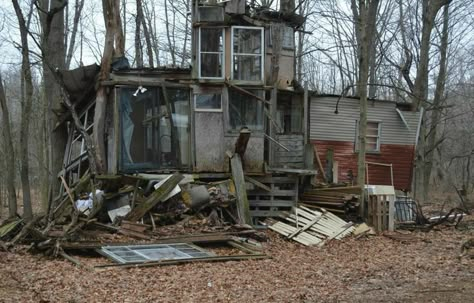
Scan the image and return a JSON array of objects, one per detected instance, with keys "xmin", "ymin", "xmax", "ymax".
[
  {"xmin": 300, "ymin": 185, "xmax": 360, "ymax": 221},
  {"xmin": 265, "ymin": 206, "xmax": 354, "ymax": 246},
  {"xmin": 0, "ymin": 172, "xmax": 265, "ymax": 266}
]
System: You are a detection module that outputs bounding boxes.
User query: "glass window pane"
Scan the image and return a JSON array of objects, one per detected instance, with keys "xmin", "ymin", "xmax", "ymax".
[
  {"xmin": 366, "ymin": 142, "xmax": 378, "ymax": 151},
  {"xmin": 201, "ymin": 28, "xmax": 223, "ymax": 52},
  {"xmin": 195, "ymin": 94, "xmax": 221, "ymax": 110},
  {"xmin": 366, "ymin": 128, "xmax": 379, "ymax": 136},
  {"xmin": 200, "ymin": 53, "xmax": 223, "ymax": 77},
  {"xmin": 233, "ymin": 55, "xmax": 262, "ymax": 81},
  {"xmin": 233, "ymin": 28, "xmax": 262, "ymax": 54},
  {"xmin": 228, "ymin": 89, "xmax": 263, "ymax": 131},
  {"xmin": 198, "ymin": 6, "xmax": 224, "ymax": 22}
]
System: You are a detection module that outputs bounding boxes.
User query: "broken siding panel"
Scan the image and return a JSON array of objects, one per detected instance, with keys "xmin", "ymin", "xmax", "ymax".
[
  {"xmin": 310, "ymin": 96, "xmax": 420, "ymax": 146},
  {"xmin": 313, "ymin": 140, "xmax": 415, "ymax": 190}
]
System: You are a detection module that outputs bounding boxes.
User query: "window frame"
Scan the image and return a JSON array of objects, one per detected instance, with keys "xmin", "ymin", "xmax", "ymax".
[
  {"xmin": 194, "ymin": 93, "xmax": 223, "ymax": 112},
  {"xmin": 354, "ymin": 120, "xmax": 381, "ymax": 153},
  {"xmin": 198, "ymin": 27, "xmax": 225, "ymax": 79},
  {"xmin": 230, "ymin": 26, "xmax": 265, "ymax": 82},
  {"xmin": 226, "ymin": 88, "xmax": 264, "ymax": 133}
]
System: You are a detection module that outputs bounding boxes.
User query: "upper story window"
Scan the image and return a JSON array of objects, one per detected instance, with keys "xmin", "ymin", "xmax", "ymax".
[
  {"xmin": 231, "ymin": 26, "xmax": 264, "ymax": 81},
  {"xmin": 355, "ymin": 121, "xmax": 381, "ymax": 152},
  {"xmin": 199, "ymin": 28, "xmax": 224, "ymax": 79}
]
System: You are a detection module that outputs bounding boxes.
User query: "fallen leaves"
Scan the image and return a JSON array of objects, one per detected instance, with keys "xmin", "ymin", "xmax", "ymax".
[{"xmin": 0, "ymin": 219, "xmax": 473, "ymax": 302}]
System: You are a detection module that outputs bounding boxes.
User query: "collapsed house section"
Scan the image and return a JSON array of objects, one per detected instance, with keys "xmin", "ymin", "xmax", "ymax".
[{"xmin": 58, "ymin": 0, "xmax": 314, "ymax": 227}]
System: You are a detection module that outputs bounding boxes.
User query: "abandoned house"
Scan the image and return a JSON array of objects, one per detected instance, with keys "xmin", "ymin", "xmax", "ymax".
[
  {"xmin": 58, "ymin": 0, "xmax": 421, "ymax": 225},
  {"xmin": 310, "ymin": 95, "xmax": 422, "ymax": 191}
]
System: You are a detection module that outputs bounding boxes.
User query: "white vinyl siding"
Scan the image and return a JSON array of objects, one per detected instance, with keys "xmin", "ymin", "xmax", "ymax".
[{"xmin": 310, "ymin": 96, "xmax": 421, "ymax": 146}]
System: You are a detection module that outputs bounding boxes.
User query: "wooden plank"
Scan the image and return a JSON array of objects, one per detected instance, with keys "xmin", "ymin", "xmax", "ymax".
[
  {"xmin": 234, "ymin": 127, "xmax": 251, "ymax": 157},
  {"xmin": 125, "ymin": 174, "xmax": 183, "ymax": 222},
  {"xmin": 230, "ymin": 154, "xmax": 251, "ymax": 225},
  {"xmin": 288, "ymin": 213, "xmax": 322, "ymax": 239},
  {"xmin": 249, "ymin": 200, "xmax": 295, "ymax": 207},
  {"xmin": 245, "ymin": 176, "xmax": 271, "ymax": 192},
  {"xmin": 250, "ymin": 210, "xmax": 287, "ymax": 217},
  {"xmin": 248, "ymin": 176, "xmax": 297, "ymax": 183},
  {"xmin": 249, "ymin": 189, "xmax": 296, "ymax": 196}
]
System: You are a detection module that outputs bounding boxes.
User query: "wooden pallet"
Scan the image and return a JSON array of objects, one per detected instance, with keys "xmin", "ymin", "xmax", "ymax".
[{"xmin": 247, "ymin": 176, "xmax": 298, "ymax": 226}]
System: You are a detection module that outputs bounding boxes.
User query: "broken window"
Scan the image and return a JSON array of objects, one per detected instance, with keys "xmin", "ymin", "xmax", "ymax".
[
  {"xmin": 98, "ymin": 243, "xmax": 213, "ymax": 264},
  {"xmin": 195, "ymin": 93, "xmax": 222, "ymax": 111},
  {"xmin": 355, "ymin": 121, "xmax": 381, "ymax": 152},
  {"xmin": 199, "ymin": 28, "xmax": 224, "ymax": 79},
  {"xmin": 119, "ymin": 87, "xmax": 190, "ymax": 171},
  {"xmin": 276, "ymin": 94, "xmax": 303, "ymax": 134},
  {"xmin": 228, "ymin": 89, "xmax": 264, "ymax": 131},
  {"xmin": 232, "ymin": 26, "xmax": 264, "ymax": 81}
]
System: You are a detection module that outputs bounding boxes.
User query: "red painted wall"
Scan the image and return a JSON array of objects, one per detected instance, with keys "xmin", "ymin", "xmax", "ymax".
[{"xmin": 313, "ymin": 140, "xmax": 415, "ymax": 191}]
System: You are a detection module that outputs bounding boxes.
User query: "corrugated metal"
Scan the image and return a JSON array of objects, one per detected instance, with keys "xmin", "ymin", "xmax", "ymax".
[
  {"xmin": 309, "ymin": 96, "xmax": 420, "ymax": 145},
  {"xmin": 313, "ymin": 140, "xmax": 415, "ymax": 190}
]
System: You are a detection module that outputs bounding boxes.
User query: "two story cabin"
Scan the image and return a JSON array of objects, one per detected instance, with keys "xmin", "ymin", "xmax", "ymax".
[{"xmin": 60, "ymin": 1, "xmax": 310, "ymax": 224}]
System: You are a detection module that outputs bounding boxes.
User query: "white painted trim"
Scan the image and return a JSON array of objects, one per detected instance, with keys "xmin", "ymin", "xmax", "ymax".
[
  {"xmin": 194, "ymin": 93, "xmax": 223, "ymax": 112},
  {"xmin": 198, "ymin": 27, "xmax": 225, "ymax": 80},
  {"xmin": 395, "ymin": 108, "xmax": 411, "ymax": 130},
  {"xmin": 414, "ymin": 107, "xmax": 424, "ymax": 147},
  {"xmin": 230, "ymin": 26, "xmax": 265, "ymax": 81}
]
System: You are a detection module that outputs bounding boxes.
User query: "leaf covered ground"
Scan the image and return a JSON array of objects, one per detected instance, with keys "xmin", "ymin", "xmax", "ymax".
[{"xmin": 1, "ymin": 220, "xmax": 473, "ymax": 303}]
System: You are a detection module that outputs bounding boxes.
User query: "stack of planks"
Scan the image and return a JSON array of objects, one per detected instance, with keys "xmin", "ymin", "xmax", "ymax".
[
  {"xmin": 300, "ymin": 185, "xmax": 360, "ymax": 220},
  {"xmin": 266, "ymin": 206, "xmax": 354, "ymax": 246}
]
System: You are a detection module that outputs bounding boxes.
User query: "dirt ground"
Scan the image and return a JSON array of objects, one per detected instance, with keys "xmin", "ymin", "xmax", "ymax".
[{"xmin": 0, "ymin": 221, "xmax": 473, "ymax": 303}]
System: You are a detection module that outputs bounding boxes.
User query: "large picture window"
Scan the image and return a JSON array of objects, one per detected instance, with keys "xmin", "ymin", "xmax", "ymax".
[
  {"xmin": 228, "ymin": 89, "xmax": 264, "ymax": 131},
  {"xmin": 119, "ymin": 87, "xmax": 190, "ymax": 171},
  {"xmin": 231, "ymin": 26, "xmax": 264, "ymax": 81},
  {"xmin": 199, "ymin": 28, "xmax": 224, "ymax": 79}
]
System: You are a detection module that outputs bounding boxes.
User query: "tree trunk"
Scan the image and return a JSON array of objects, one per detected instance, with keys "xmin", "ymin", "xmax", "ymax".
[
  {"xmin": 422, "ymin": 4, "xmax": 450, "ymax": 201},
  {"xmin": 355, "ymin": 0, "xmax": 380, "ymax": 217},
  {"xmin": 39, "ymin": 0, "xmax": 67, "ymax": 203},
  {"xmin": 93, "ymin": 0, "xmax": 124, "ymax": 174},
  {"xmin": 0, "ymin": 75, "xmax": 17, "ymax": 218},
  {"xmin": 12, "ymin": 0, "xmax": 34, "ymax": 220},
  {"xmin": 65, "ymin": 0, "xmax": 85, "ymax": 69},
  {"xmin": 135, "ymin": 0, "xmax": 144, "ymax": 68},
  {"xmin": 164, "ymin": 0, "xmax": 176, "ymax": 65},
  {"xmin": 412, "ymin": 0, "xmax": 451, "ymax": 203}
]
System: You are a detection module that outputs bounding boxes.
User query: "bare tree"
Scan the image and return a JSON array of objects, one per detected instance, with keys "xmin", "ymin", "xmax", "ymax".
[
  {"xmin": 353, "ymin": 0, "xmax": 380, "ymax": 216},
  {"xmin": 65, "ymin": 0, "xmax": 85, "ymax": 69},
  {"xmin": 12, "ymin": 0, "xmax": 35, "ymax": 220},
  {"xmin": 93, "ymin": 0, "xmax": 124, "ymax": 174},
  {"xmin": 0, "ymin": 74, "xmax": 17, "ymax": 219}
]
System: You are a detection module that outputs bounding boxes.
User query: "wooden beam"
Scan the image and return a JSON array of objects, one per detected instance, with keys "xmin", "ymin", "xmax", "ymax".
[
  {"xmin": 230, "ymin": 154, "xmax": 252, "ymax": 225},
  {"xmin": 234, "ymin": 127, "xmax": 251, "ymax": 157},
  {"xmin": 245, "ymin": 176, "xmax": 271, "ymax": 192},
  {"xmin": 125, "ymin": 174, "xmax": 184, "ymax": 222}
]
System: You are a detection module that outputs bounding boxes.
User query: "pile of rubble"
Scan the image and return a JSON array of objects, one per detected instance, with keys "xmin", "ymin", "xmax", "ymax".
[{"xmin": 0, "ymin": 172, "xmax": 269, "ymax": 267}]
